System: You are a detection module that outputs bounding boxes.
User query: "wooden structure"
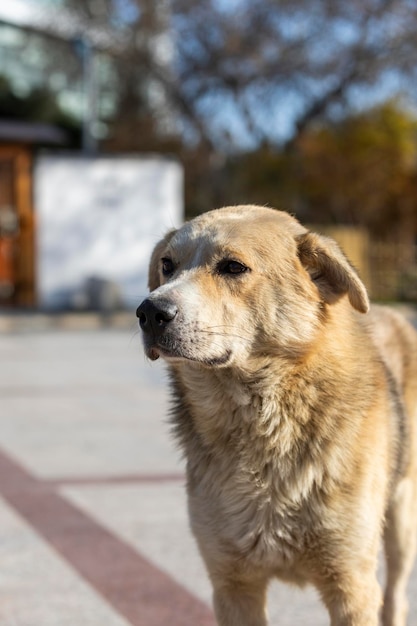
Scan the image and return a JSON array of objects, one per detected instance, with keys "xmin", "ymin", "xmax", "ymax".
[
  {"xmin": 313, "ymin": 225, "xmax": 417, "ymax": 302},
  {"xmin": 0, "ymin": 145, "xmax": 35, "ymax": 306},
  {"xmin": 0, "ymin": 122, "xmax": 66, "ymax": 307}
]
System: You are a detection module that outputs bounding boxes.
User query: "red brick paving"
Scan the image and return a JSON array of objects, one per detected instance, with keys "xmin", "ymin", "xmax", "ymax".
[{"xmin": 0, "ymin": 448, "xmax": 215, "ymax": 626}]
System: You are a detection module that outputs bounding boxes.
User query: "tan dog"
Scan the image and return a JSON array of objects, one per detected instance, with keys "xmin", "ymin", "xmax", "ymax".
[{"xmin": 137, "ymin": 205, "xmax": 417, "ymax": 626}]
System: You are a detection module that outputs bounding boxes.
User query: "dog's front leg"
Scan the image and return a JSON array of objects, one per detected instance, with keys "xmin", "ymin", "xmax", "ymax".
[
  {"xmin": 212, "ymin": 577, "xmax": 268, "ymax": 626},
  {"xmin": 319, "ymin": 569, "xmax": 382, "ymax": 626}
]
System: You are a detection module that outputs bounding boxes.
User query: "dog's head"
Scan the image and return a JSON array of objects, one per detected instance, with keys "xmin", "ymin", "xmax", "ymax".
[{"xmin": 137, "ymin": 205, "xmax": 369, "ymax": 368}]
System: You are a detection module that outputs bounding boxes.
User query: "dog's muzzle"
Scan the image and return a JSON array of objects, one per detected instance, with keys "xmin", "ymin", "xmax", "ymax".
[{"xmin": 137, "ymin": 295, "xmax": 233, "ymax": 366}]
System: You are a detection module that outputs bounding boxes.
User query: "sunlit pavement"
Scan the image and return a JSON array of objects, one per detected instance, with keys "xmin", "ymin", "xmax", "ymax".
[{"xmin": 0, "ymin": 316, "xmax": 417, "ymax": 625}]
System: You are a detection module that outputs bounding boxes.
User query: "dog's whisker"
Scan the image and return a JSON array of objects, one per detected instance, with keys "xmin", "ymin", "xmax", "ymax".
[
  {"xmin": 201, "ymin": 328, "xmax": 252, "ymax": 342},
  {"xmin": 201, "ymin": 331, "xmax": 252, "ymax": 343}
]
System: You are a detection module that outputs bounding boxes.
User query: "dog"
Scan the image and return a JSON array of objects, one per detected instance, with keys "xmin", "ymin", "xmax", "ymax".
[{"xmin": 137, "ymin": 205, "xmax": 417, "ymax": 626}]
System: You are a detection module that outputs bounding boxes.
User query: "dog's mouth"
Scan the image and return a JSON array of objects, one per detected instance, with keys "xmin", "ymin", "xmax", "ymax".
[
  {"xmin": 199, "ymin": 349, "xmax": 232, "ymax": 367},
  {"xmin": 144, "ymin": 339, "xmax": 232, "ymax": 368}
]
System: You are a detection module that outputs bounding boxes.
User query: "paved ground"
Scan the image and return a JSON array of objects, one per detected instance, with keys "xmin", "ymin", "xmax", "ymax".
[{"xmin": 1, "ymin": 318, "xmax": 417, "ymax": 625}]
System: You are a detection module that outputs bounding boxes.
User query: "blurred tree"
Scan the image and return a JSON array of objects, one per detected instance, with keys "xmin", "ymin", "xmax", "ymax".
[
  {"xmin": 51, "ymin": 0, "xmax": 207, "ymax": 152},
  {"xmin": 13, "ymin": 0, "xmax": 417, "ymax": 223},
  {"xmin": 172, "ymin": 0, "xmax": 417, "ymax": 151},
  {"xmin": 214, "ymin": 103, "xmax": 417, "ymax": 239},
  {"xmin": 48, "ymin": 0, "xmax": 417, "ymax": 152},
  {"xmin": 0, "ymin": 75, "xmax": 82, "ymax": 146},
  {"xmin": 295, "ymin": 102, "xmax": 417, "ymax": 237},
  {"xmin": 0, "ymin": 75, "xmax": 62, "ymax": 121}
]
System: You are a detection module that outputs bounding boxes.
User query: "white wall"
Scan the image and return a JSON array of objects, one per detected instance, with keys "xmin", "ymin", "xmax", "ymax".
[{"xmin": 34, "ymin": 155, "xmax": 183, "ymax": 310}]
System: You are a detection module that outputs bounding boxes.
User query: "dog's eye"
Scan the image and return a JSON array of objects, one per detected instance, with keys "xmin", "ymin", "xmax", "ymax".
[
  {"xmin": 218, "ymin": 260, "xmax": 249, "ymax": 275},
  {"xmin": 161, "ymin": 258, "xmax": 175, "ymax": 276}
]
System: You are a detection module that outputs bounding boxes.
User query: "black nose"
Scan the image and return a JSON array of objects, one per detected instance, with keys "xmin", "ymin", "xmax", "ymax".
[{"xmin": 136, "ymin": 298, "xmax": 178, "ymax": 336}]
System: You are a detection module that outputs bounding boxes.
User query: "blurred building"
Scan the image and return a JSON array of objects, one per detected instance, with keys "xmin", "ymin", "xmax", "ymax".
[
  {"xmin": 0, "ymin": 1, "xmax": 183, "ymax": 310},
  {"xmin": 0, "ymin": 128, "xmax": 183, "ymax": 310},
  {"xmin": 35, "ymin": 154, "xmax": 182, "ymax": 310},
  {"xmin": 0, "ymin": 121, "xmax": 67, "ymax": 307}
]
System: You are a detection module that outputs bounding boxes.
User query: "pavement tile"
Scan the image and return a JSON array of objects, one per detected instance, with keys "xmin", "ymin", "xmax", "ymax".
[{"xmin": 0, "ymin": 494, "xmax": 131, "ymax": 626}]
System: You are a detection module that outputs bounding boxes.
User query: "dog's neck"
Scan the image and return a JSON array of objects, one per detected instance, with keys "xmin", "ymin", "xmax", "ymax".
[
  {"xmin": 169, "ymin": 313, "xmax": 374, "ymax": 465},
  {"xmin": 170, "ymin": 358, "xmax": 277, "ymax": 442}
]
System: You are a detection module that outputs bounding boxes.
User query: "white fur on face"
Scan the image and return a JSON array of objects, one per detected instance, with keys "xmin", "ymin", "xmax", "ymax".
[{"xmin": 145, "ymin": 269, "xmax": 254, "ymax": 367}]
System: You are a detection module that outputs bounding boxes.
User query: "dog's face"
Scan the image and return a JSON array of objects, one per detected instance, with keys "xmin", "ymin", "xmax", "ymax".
[{"xmin": 137, "ymin": 206, "xmax": 369, "ymax": 368}]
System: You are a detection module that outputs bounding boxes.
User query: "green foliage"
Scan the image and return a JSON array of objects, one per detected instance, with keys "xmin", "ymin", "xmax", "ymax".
[{"xmin": 0, "ymin": 75, "xmax": 81, "ymax": 147}]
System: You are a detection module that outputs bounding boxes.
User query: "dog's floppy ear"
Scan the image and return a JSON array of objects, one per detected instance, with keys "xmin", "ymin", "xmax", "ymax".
[
  {"xmin": 148, "ymin": 229, "xmax": 177, "ymax": 291},
  {"xmin": 296, "ymin": 232, "xmax": 369, "ymax": 313}
]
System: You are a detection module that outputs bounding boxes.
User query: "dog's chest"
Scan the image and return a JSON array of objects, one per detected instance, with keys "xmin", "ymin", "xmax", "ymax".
[
  {"xmin": 184, "ymin": 399, "xmax": 322, "ymax": 565},
  {"xmin": 188, "ymin": 450, "xmax": 319, "ymax": 570},
  {"xmin": 174, "ymin": 367, "xmax": 327, "ymax": 567}
]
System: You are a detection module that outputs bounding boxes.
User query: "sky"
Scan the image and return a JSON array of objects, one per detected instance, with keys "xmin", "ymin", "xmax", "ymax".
[{"xmin": 0, "ymin": 0, "xmax": 55, "ymax": 31}]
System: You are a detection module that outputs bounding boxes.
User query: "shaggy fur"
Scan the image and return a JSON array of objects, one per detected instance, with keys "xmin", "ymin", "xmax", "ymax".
[{"xmin": 137, "ymin": 205, "xmax": 417, "ymax": 626}]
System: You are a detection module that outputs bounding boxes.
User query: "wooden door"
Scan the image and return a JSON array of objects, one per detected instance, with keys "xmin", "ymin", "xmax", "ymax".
[{"xmin": 0, "ymin": 146, "xmax": 35, "ymax": 307}]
